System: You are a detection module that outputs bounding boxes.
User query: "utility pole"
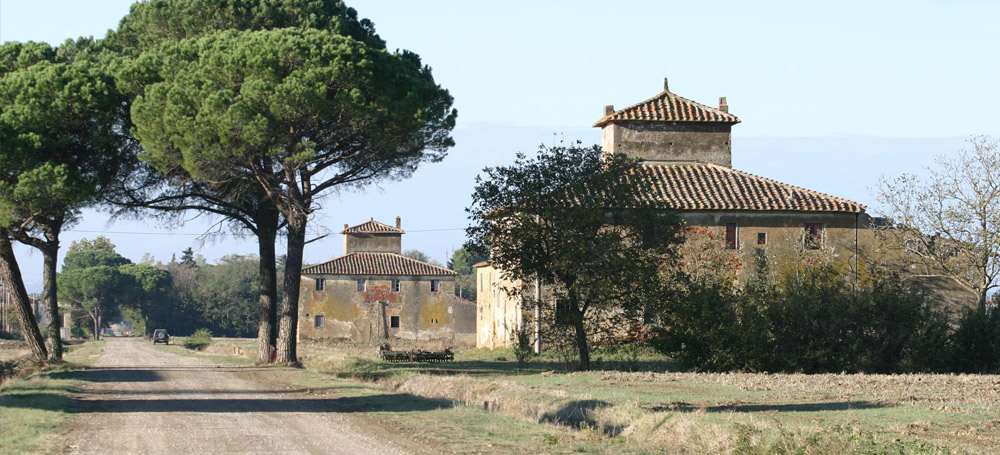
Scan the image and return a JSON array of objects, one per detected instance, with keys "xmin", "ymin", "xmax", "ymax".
[
  {"xmin": 533, "ymin": 211, "xmax": 542, "ymax": 354},
  {"xmin": 533, "ymin": 276, "xmax": 541, "ymax": 354}
]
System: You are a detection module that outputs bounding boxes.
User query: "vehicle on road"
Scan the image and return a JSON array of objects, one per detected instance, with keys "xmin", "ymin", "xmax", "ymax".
[{"xmin": 152, "ymin": 329, "xmax": 170, "ymax": 344}]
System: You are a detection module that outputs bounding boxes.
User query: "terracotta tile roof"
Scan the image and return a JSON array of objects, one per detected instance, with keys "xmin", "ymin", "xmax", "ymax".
[
  {"xmin": 340, "ymin": 219, "xmax": 404, "ymax": 234},
  {"xmin": 637, "ymin": 164, "xmax": 866, "ymax": 213},
  {"xmin": 303, "ymin": 252, "xmax": 456, "ymax": 276},
  {"xmin": 593, "ymin": 90, "xmax": 740, "ymax": 127}
]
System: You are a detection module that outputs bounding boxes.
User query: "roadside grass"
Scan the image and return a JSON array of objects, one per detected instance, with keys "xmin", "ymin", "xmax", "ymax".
[
  {"xmin": 0, "ymin": 340, "xmax": 105, "ymax": 455},
  {"xmin": 170, "ymin": 339, "xmax": 997, "ymax": 454},
  {"xmin": 152, "ymin": 336, "xmax": 256, "ymax": 366},
  {"xmin": 293, "ymin": 340, "xmax": 997, "ymax": 454},
  {"xmin": 279, "ymin": 365, "xmax": 635, "ymax": 454}
]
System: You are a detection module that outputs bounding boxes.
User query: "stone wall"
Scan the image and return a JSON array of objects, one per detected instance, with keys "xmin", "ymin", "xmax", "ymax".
[{"xmin": 601, "ymin": 121, "xmax": 733, "ymax": 167}]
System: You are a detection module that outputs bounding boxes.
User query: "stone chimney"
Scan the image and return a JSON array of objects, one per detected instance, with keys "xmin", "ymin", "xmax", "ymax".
[
  {"xmin": 663, "ymin": 77, "xmax": 669, "ymax": 91},
  {"xmin": 395, "ymin": 216, "xmax": 401, "ymax": 229},
  {"xmin": 719, "ymin": 96, "xmax": 729, "ymax": 113},
  {"xmin": 603, "ymin": 105, "xmax": 615, "ymax": 116}
]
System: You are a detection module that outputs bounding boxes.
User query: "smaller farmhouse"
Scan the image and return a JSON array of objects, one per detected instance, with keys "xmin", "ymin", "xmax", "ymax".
[{"xmin": 298, "ymin": 217, "xmax": 475, "ymax": 344}]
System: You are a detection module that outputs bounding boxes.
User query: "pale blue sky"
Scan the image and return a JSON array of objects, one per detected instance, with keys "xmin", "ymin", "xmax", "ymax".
[{"xmin": 2, "ymin": 0, "xmax": 997, "ymax": 292}]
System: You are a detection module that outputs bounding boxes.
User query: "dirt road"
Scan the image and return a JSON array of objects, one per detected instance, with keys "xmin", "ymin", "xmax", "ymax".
[{"xmin": 59, "ymin": 338, "xmax": 423, "ymax": 454}]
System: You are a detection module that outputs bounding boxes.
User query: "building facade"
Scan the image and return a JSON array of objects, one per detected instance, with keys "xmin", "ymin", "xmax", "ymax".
[
  {"xmin": 476, "ymin": 79, "xmax": 873, "ymax": 348},
  {"xmin": 299, "ymin": 218, "xmax": 476, "ymax": 344}
]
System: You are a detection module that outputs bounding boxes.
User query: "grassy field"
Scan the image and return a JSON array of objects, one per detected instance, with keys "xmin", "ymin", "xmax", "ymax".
[
  {"xmin": 57, "ymin": 337, "xmax": 1000, "ymax": 454},
  {"xmin": 0, "ymin": 340, "xmax": 105, "ymax": 454},
  {"xmin": 286, "ymin": 340, "xmax": 998, "ymax": 454}
]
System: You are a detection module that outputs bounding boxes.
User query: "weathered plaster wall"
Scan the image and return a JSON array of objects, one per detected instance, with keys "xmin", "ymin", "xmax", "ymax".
[
  {"xmin": 343, "ymin": 233, "xmax": 402, "ymax": 254},
  {"xmin": 473, "ymin": 211, "xmax": 870, "ymax": 348},
  {"xmin": 601, "ymin": 122, "xmax": 732, "ymax": 167},
  {"xmin": 298, "ymin": 275, "xmax": 473, "ymax": 343},
  {"xmin": 680, "ymin": 211, "xmax": 866, "ymax": 272},
  {"xmin": 474, "ymin": 265, "xmax": 523, "ymax": 348}
]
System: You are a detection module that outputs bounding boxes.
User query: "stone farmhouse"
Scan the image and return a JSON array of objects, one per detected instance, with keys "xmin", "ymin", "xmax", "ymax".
[
  {"xmin": 298, "ymin": 218, "xmax": 476, "ymax": 344},
  {"xmin": 476, "ymin": 79, "xmax": 874, "ymax": 348}
]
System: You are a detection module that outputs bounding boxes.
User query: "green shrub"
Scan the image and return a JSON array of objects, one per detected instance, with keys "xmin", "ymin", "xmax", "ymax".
[
  {"xmin": 183, "ymin": 328, "xmax": 212, "ymax": 351},
  {"xmin": 511, "ymin": 324, "xmax": 535, "ymax": 367},
  {"xmin": 947, "ymin": 307, "xmax": 1000, "ymax": 373},
  {"xmin": 653, "ymin": 266, "xmax": 955, "ymax": 373}
]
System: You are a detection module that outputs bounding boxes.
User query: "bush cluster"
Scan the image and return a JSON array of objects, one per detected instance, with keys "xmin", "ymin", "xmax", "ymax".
[
  {"xmin": 183, "ymin": 328, "xmax": 213, "ymax": 351},
  {"xmin": 652, "ymin": 266, "xmax": 999, "ymax": 373}
]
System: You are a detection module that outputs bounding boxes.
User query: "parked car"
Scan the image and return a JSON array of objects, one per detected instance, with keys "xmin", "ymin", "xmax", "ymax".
[{"xmin": 152, "ymin": 329, "xmax": 170, "ymax": 345}]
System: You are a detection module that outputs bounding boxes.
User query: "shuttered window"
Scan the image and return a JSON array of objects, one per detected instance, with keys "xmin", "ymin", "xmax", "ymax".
[{"xmin": 725, "ymin": 223, "xmax": 738, "ymax": 250}]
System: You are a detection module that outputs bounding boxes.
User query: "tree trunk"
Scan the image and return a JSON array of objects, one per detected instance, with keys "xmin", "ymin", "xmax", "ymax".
[
  {"xmin": 40, "ymin": 231, "xmax": 63, "ymax": 361},
  {"xmin": 256, "ymin": 220, "xmax": 279, "ymax": 364},
  {"xmin": 0, "ymin": 234, "xmax": 48, "ymax": 362},
  {"xmin": 276, "ymin": 214, "xmax": 306, "ymax": 365},
  {"xmin": 572, "ymin": 313, "xmax": 591, "ymax": 371}
]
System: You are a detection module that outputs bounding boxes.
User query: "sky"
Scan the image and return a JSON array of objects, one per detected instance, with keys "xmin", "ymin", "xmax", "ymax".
[{"xmin": 2, "ymin": 0, "xmax": 998, "ymax": 293}]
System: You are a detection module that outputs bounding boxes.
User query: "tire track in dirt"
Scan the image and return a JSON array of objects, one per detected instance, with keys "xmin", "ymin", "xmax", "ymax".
[{"xmin": 58, "ymin": 338, "xmax": 422, "ymax": 454}]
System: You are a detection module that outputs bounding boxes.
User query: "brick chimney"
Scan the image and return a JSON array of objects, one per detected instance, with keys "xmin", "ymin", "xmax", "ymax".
[
  {"xmin": 719, "ymin": 96, "xmax": 729, "ymax": 113},
  {"xmin": 395, "ymin": 216, "xmax": 401, "ymax": 229},
  {"xmin": 603, "ymin": 105, "xmax": 614, "ymax": 116}
]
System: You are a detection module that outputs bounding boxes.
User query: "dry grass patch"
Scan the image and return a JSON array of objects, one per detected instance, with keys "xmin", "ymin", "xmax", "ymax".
[{"xmin": 290, "ymin": 341, "xmax": 997, "ymax": 454}]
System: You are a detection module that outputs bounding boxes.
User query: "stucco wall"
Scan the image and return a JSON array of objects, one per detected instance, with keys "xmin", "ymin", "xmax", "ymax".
[
  {"xmin": 298, "ymin": 275, "xmax": 472, "ymax": 343},
  {"xmin": 473, "ymin": 211, "xmax": 870, "ymax": 348},
  {"xmin": 601, "ymin": 122, "xmax": 733, "ymax": 167},
  {"xmin": 474, "ymin": 265, "xmax": 523, "ymax": 348},
  {"xmin": 679, "ymin": 211, "xmax": 866, "ymax": 274},
  {"xmin": 343, "ymin": 233, "xmax": 402, "ymax": 254}
]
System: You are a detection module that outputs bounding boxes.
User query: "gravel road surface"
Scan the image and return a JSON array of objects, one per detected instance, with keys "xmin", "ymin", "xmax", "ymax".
[{"xmin": 59, "ymin": 338, "xmax": 421, "ymax": 454}]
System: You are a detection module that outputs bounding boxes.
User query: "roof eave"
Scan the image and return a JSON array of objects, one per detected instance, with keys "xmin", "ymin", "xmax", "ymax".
[{"xmin": 593, "ymin": 117, "xmax": 742, "ymax": 128}]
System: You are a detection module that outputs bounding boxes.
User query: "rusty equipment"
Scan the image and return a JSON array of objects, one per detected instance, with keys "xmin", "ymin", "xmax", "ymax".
[{"xmin": 378, "ymin": 344, "xmax": 454, "ymax": 363}]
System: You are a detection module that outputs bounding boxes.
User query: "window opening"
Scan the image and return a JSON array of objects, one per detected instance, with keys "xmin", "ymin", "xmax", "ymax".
[
  {"xmin": 314, "ymin": 314, "xmax": 325, "ymax": 328},
  {"xmin": 356, "ymin": 278, "xmax": 366, "ymax": 292},
  {"xmin": 725, "ymin": 223, "xmax": 738, "ymax": 250},
  {"xmin": 315, "ymin": 278, "xmax": 325, "ymax": 291},
  {"xmin": 391, "ymin": 279, "xmax": 401, "ymax": 292},
  {"xmin": 430, "ymin": 279, "xmax": 440, "ymax": 293},
  {"xmin": 390, "ymin": 315, "xmax": 400, "ymax": 328},
  {"xmin": 757, "ymin": 232, "xmax": 767, "ymax": 245},
  {"xmin": 804, "ymin": 223, "xmax": 824, "ymax": 250}
]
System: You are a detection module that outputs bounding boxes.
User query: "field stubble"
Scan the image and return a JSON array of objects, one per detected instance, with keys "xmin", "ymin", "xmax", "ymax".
[
  {"xmin": 172, "ymin": 338, "xmax": 1000, "ymax": 454},
  {"xmin": 296, "ymin": 340, "xmax": 1000, "ymax": 454}
]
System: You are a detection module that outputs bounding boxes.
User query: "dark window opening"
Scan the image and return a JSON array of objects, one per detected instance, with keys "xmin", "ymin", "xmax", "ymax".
[
  {"xmin": 391, "ymin": 279, "xmax": 401, "ymax": 292},
  {"xmin": 390, "ymin": 315, "xmax": 400, "ymax": 328},
  {"xmin": 804, "ymin": 223, "xmax": 824, "ymax": 250},
  {"xmin": 757, "ymin": 232, "xmax": 767, "ymax": 245},
  {"xmin": 314, "ymin": 314, "xmax": 325, "ymax": 328},
  {"xmin": 315, "ymin": 278, "xmax": 325, "ymax": 291},
  {"xmin": 356, "ymin": 279, "xmax": 366, "ymax": 292},
  {"xmin": 430, "ymin": 279, "xmax": 440, "ymax": 293},
  {"xmin": 725, "ymin": 223, "xmax": 738, "ymax": 250}
]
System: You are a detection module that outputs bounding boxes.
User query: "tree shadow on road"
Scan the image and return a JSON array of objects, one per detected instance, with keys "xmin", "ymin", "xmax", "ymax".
[{"xmin": 3, "ymin": 392, "xmax": 455, "ymax": 414}]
